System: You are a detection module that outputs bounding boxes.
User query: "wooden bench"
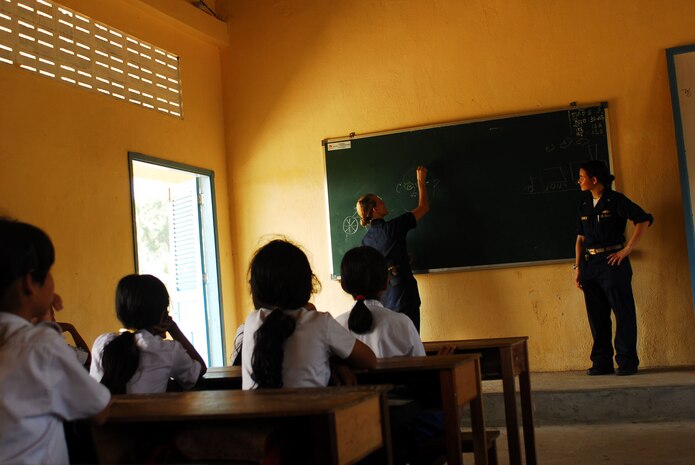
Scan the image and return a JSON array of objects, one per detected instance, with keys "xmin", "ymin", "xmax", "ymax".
[{"xmin": 415, "ymin": 429, "xmax": 501, "ymax": 465}]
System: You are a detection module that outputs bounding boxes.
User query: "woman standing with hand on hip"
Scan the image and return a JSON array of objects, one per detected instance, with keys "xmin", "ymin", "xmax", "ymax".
[
  {"xmin": 356, "ymin": 166, "xmax": 429, "ymax": 332},
  {"xmin": 574, "ymin": 160, "xmax": 653, "ymax": 376}
]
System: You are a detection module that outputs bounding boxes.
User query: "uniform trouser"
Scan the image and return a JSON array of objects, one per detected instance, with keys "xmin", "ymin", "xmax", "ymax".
[
  {"xmin": 578, "ymin": 255, "xmax": 639, "ymax": 370},
  {"xmin": 383, "ymin": 274, "xmax": 422, "ymax": 333}
]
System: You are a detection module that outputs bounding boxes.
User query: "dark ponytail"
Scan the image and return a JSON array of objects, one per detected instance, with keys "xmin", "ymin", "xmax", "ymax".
[
  {"xmin": 248, "ymin": 239, "xmax": 318, "ymax": 389},
  {"xmin": 340, "ymin": 246, "xmax": 388, "ymax": 334},
  {"xmin": 99, "ymin": 274, "xmax": 169, "ymax": 394},
  {"xmin": 347, "ymin": 298, "xmax": 373, "ymax": 334},
  {"xmin": 251, "ymin": 309, "xmax": 296, "ymax": 388},
  {"xmin": 100, "ymin": 332, "xmax": 140, "ymax": 394}
]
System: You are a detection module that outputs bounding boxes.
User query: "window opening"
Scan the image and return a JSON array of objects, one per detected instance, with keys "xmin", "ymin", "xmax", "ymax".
[
  {"xmin": 129, "ymin": 153, "xmax": 225, "ymax": 367},
  {"xmin": 0, "ymin": 0, "xmax": 183, "ymax": 117}
]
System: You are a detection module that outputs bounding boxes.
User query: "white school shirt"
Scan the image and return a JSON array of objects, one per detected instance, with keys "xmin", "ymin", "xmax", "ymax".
[
  {"xmin": 0, "ymin": 313, "xmax": 111, "ymax": 465},
  {"xmin": 241, "ymin": 307, "xmax": 357, "ymax": 389},
  {"xmin": 230, "ymin": 323, "xmax": 244, "ymax": 365},
  {"xmin": 90, "ymin": 329, "xmax": 202, "ymax": 393},
  {"xmin": 335, "ymin": 299, "xmax": 426, "ymax": 358}
]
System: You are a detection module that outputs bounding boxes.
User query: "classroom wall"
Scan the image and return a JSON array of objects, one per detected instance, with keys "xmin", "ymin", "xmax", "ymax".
[
  {"xmin": 0, "ymin": 0, "xmax": 238, "ymax": 351},
  {"xmin": 220, "ymin": 0, "xmax": 695, "ymax": 371}
]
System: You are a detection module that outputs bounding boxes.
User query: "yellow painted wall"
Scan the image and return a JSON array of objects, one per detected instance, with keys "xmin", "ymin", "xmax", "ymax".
[
  {"xmin": 220, "ymin": 0, "xmax": 695, "ymax": 370},
  {"xmin": 0, "ymin": 0, "xmax": 238, "ymax": 352}
]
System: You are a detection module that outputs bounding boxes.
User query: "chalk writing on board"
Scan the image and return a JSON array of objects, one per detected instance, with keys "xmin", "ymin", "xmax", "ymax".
[
  {"xmin": 546, "ymin": 137, "xmax": 575, "ymax": 152},
  {"xmin": 570, "ymin": 108, "xmax": 606, "ymax": 138},
  {"xmin": 395, "ymin": 169, "xmax": 441, "ymax": 198},
  {"xmin": 560, "ymin": 137, "xmax": 573, "ymax": 149},
  {"xmin": 342, "ymin": 213, "xmax": 360, "ymax": 238},
  {"xmin": 396, "ymin": 179, "xmax": 441, "ymax": 197},
  {"xmin": 523, "ymin": 161, "xmax": 596, "ymax": 195}
]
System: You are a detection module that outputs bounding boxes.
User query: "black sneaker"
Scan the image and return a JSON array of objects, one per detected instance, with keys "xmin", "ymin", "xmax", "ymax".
[
  {"xmin": 586, "ymin": 366, "xmax": 615, "ymax": 376},
  {"xmin": 616, "ymin": 367, "xmax": 638, "ymax": 376}
]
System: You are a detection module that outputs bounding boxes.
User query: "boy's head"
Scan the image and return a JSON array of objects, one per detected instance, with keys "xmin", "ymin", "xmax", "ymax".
[{"xmin": 0, "ymin": 218, "xmax": 56, "ymax": 317}]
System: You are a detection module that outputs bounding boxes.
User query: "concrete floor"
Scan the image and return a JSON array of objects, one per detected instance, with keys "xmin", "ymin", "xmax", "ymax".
[
  {"xmin": 479, "ymin": 366, "xmax": 695, "ymax": 426},
  {"xmin": 461, "ymin": 366, "xmax": 695, "ymax": 464},
  {"xmin": 462, "ymin": 421, "xmax": 695, "ymax": 465},
  {"xmin": 534, "ymin": 422, "xmax": 695, "ymax": 465},
  {"xmin": 483, "ymin": 366, "xmax": 695, "ymax": 395}
]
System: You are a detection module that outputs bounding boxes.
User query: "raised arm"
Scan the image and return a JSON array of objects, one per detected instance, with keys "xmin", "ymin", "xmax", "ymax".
[
  {"xmin": 411, "ymin": 166, "xmax": 429, "ymax": 221},
  {"xmin": 57, "ymin": 322, "xmax": 90, "ymax": 353}
]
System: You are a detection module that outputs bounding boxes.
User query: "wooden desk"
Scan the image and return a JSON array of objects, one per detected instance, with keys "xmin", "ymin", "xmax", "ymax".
[
  {"xmin": 92, "ymin": 385, "xmax": 393, "ymax": 465},
  {"xmin": 423, "ymin": 337, "xmax": 536, "ymax": 465},
  {"xmin": 355, "ymin": 354, "xmax": 488, "ymax": 465},
  {"xmin": 197, "ymin": 365, "xmax": 243, "ymax": 390}
]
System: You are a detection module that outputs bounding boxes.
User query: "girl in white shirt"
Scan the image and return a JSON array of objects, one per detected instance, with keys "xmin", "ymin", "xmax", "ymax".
[
  {"xmin": 242, "ymin": 239, "xmax": 375, "ymax": 389},
  {"xmin": 337, "ymin": 246, "xmax": 425, "ymax": 358},
  {"xmin": 339, "ymin": 246, "xmax": 451, "ymax": 465},
  {"xmin": 90, "ymin": 274, "xmax": 207, "ymax": 394}
]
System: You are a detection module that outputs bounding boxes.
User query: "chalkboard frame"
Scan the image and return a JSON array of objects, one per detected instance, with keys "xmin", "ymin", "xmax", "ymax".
[{"xmin": 322, "ymin": 103, "xmax": 613, "ymax": 278}]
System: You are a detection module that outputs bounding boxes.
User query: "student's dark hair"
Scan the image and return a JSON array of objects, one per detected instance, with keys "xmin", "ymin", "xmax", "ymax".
[
  {"xmin": 100, "ymin": 331, "xmax": 139, "ymax": 394},
  {"xmin": 231, "ymin": 328, "xmax": 243, "ymax": 366},
  {"xmin": 115, "ymin": 274, "xmax": 169, "ymax": 329},
  {"xmin": 0, "ymin": 218, "xmax": 55, "ymax": 312},
  {"xmin": 100, "ymin": 274, "xmax": 169, "ymax": 394},
  {"xmin": 356, "ymin": 194, "xmax": 378, "ymax": 226},
  {"xmin": 580, "ymin": 160, "xmax": 615, "ymax": 189},
  {"xmin": 248, "ymin": 239, "xmax": 319, "ymax": 388},
  {"xmin": 340, "ymin": 246, "xmax": 388, "ymax": 334}
]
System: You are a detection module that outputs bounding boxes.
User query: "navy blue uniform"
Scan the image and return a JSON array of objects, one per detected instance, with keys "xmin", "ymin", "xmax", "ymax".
[
  {"xmin": 577, "ymin": 189, "xmax": 653, "ymax": 372},
  {"xmin": 362, "ymin": 212, "xmax": 422, "ymax": 332}
]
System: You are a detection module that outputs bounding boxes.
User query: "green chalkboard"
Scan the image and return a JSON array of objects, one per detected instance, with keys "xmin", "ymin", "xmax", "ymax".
[{"xmin": 323, "ymin": 104, "xmax": 611, "ymax": 277}]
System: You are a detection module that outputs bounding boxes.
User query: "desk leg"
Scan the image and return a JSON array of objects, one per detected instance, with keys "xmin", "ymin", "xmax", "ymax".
[
  {"xmin": 378, "ymin": 391, "xmax": 394, "ymax": 465},
  {"xmin": 519, "ymin": 343, "xmax": 537, "ymax": 465},
  {"xmin": 439, "ymin": 369, "xmax": 464, "ymax": 465},
  {"xmin": 468, "ymin": 363, "xmax": 489, "ymax": 465},
  {"xmin": 500, "ymin": 348, "xmax": 522, "ymax": 465}
]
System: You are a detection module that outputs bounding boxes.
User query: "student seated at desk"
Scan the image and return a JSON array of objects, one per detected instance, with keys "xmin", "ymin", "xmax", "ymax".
[
  {"xmin": 0, "ymin": 218, "xmax": 111, "ymax": 465},
  {"xmin": 90, "ymin": 274, "xmax": 207, "ymax": 394},
  {"xmin": 338, "ymin": 245, "xmax": 452, "ymax": 465},
  {"xmin": 241, "ymin": 239, "xmax": 376, "ymax": 389},
  {"xmin": 337, "ymin": 246, "xmax": 425, "ymax": 358}
]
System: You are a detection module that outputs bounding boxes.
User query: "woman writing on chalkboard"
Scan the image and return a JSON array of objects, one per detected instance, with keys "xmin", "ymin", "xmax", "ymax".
[
  {"xmin": 575, "ymin": 160, "xmax": 653, "ymax": 376},
  {"xmin": 356, "ymin": 166, "xmax": 429, "ymax": 332}
]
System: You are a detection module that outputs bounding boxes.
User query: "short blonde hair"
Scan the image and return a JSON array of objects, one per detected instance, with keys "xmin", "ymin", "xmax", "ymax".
[{"xmin": 356, "ymin": 194, "xmax": 378, "ymax": 226}]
